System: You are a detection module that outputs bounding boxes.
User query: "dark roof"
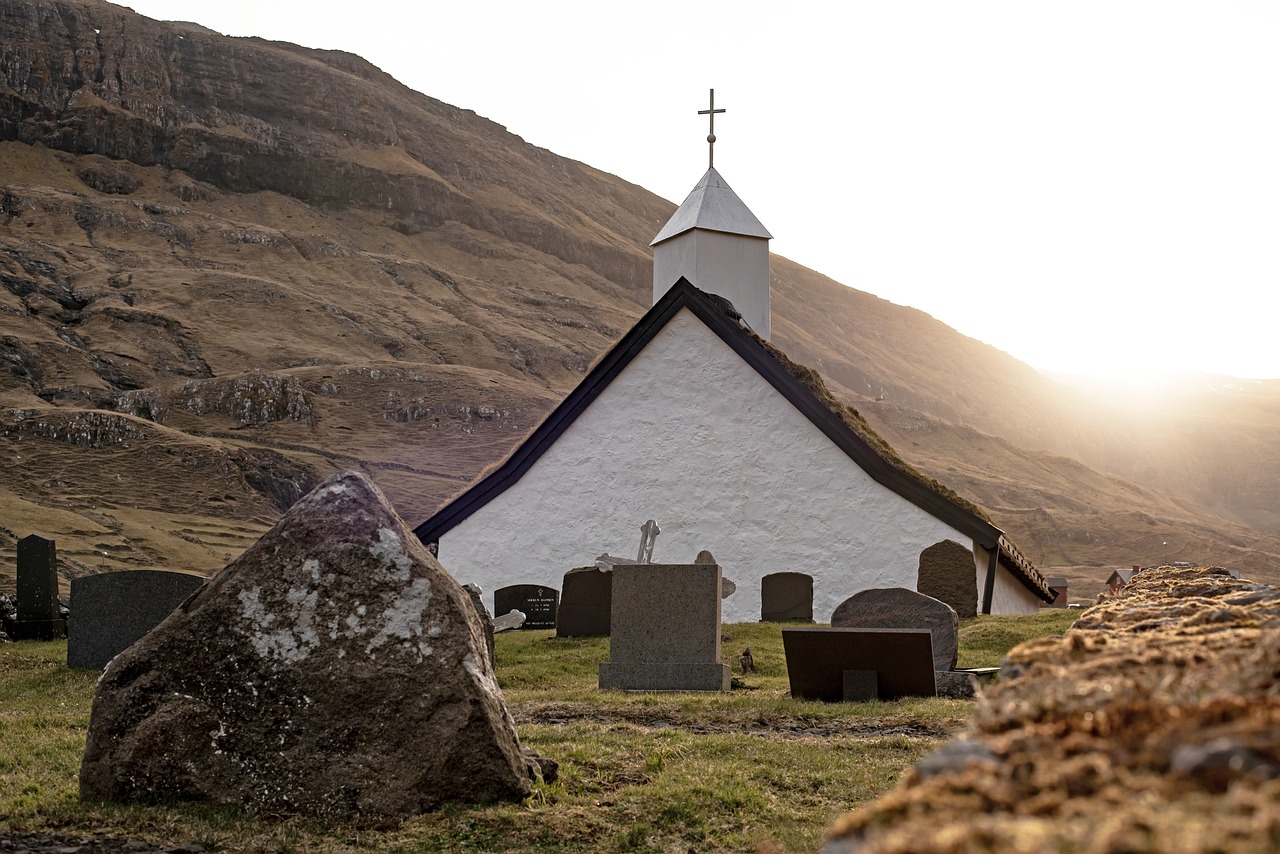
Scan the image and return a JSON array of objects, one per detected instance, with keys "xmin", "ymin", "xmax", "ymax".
[{"xmin": 414, "ymin": 278, "xmax": 1054, "ymax": 604}]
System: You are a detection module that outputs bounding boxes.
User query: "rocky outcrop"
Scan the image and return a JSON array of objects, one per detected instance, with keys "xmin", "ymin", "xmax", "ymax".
[
  {"xmin": 116, "ymin": 373, "xmax": 316, "ymax": 427},
  {"xmin": 823, "ymin": 566, "xmax": 1280, "ymax": 853},
  {"xmin": 0, "ymin": 0, "xmax": 657, "ymax": 288},
  {"xmin": 0, "ymin": 407, "xmax": 316, "ymax": 513},
  {"xmin": 80, "ymin": 471, "xmax": 531, "ymax": 816}
]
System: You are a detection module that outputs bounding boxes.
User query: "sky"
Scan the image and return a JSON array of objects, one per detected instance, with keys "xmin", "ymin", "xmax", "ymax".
[{"xmin": 119, "ymin": 1, "xmax": 1280, "ymax": 379}]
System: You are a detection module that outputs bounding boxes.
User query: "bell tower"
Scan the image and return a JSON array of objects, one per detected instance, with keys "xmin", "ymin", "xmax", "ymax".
[{"xmin": 651, "ymin": 90, "xmax": 773, "ymax": 339}]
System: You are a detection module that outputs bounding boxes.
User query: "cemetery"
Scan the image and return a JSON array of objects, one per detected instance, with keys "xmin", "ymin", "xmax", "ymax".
[
  {"xmin": 2, "ymin": 483, "xmax": 1274, "ymax": 852},
  {"xmin": 0, "ymin": 4, "xmax": 1277, "ymax": 850},
  {"xmin": 2, "ymin": 601, "xmax": 1076, "ymax": 852},
  {"xmin": 0, "ymin": 70, "xmax": 1274, "ymax": 853}
]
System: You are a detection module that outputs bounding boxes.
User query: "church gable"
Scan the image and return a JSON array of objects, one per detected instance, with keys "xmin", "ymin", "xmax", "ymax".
[
  {"xmin": 415, "ymin": 279, "xmax": 1054, "ymax": 614},
  {"xmin": 427, "ymin": 303, "xmax": 978, "ymax": 621}
]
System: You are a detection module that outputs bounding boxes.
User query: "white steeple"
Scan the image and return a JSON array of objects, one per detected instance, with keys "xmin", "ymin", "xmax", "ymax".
[{"xmin": 651, "ymin": 91, "xmax": 773, "ymax": 340}]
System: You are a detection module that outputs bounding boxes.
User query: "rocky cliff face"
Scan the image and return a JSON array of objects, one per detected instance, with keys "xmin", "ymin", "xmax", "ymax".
[
  {"xmin": 1, "ymin": 0, "xmax": 660, "ymax": 289},
  {"xmin": 1, "ymin": 0, "xmax": 1278, "ymax": 586}
]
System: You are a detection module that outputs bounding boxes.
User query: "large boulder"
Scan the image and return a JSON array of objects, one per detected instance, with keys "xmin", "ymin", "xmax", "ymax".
[
  {"xmin": 830, "ymin": 587, "xmax": 959, "ymax": 672},
  {"xmin": 80, "ymin": 471, "xmax": 531, "ymax": 816}
]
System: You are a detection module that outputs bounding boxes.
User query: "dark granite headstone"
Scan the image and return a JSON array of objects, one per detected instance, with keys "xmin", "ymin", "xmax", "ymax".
[
  {"xmin": 830, "ymin": 587, "xmax": 959, "ymax": 672},
  {"xmin": 493, "ymin": 584, "xmax": 558, "ymax": 630},
  {"xmin": 68, "ymin": 570, "xmax": 206, "ymax": 669},
  {"xmin": 556, "ymin": 566, "xmax": 613, "ymax": 637},
  {"xmin": 760, "ymin": 572, "xmax": 814, "ymax": 622},
  {"xmin": 917, "ymin": 539, "xmax": 978, "ymax": 618},
  {"xmin": 15, "ymin": 534, "xmax": 65, "ymax": 640},
  {"xmin": 782, "ymin": 627, "xmax": 936, "ymax": 701}
]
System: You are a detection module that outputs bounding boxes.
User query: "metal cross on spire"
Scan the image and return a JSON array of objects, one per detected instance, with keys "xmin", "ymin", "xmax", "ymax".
[{"xmin": 698, "ymin": 88, "xmax": 725, "ymax": 169}]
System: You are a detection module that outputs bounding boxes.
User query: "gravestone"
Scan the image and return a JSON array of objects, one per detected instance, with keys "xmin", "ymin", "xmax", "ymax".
[
  {"xmin": 14, "ymin": 534, "xmax": 66, "ymax": 640},
  {"xmin": 696, "ymin": 555, "xmax": 737, "ymax": 601},
  {"xmin": 760, "ymin": 572, "xmax": 814, "ymax": 622},
  {"xmin": 781, "ymin": 627, "xmax": 937, "ymax": 701},
  {"xmin": 68, "ymin": 570, "xmax": 205, "ymax": 669},
  {"xmin": 493, "ymin": 585, "xmax": 558, "ymax": 630},
  {"xmin": 831, "ymin": 587, "xmax": 960, "ymax": 672},
  {"xmin": 599, "ymin": 563, "xmax": 731, "ymax": 691},
  {"xmin": 0, "ymin": 593, "xmax": 16, "ymax": 639},
  {"xmin": 80, "ymin": 471, "xmax": 531, "ymax": 816},
  {"xmin": 556, "ymin": 566, "xmax": 613, "ymax": 637},
  {"xmin": 917, "ymin": 539, "xmax": 978, "ymax": 618}
]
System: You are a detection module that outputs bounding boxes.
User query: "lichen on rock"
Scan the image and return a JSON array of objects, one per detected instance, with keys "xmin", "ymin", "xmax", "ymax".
[{"xmin": 79, "ymin": 470, "xmax": 531, "ymax": 816}]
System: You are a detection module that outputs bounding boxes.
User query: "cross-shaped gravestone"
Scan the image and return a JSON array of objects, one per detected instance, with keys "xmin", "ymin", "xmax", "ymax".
[
  {"xmin": 635, "ymin": 520, "xmax": 661, "ymax": 564},
  {"xmin": 698, "ymin": 88, "xmax": 725, "ymax": 168}
]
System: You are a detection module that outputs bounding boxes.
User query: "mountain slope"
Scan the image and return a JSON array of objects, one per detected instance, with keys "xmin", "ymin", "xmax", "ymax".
[{"xmin": 2, "ymin": 0, "xmax": 1278, "ymax": 594}]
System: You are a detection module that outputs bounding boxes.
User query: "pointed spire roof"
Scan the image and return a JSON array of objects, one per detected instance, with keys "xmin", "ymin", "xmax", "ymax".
[{"xmin": 651, "ymin": 167, "xmax": 773, "ymax": 246}]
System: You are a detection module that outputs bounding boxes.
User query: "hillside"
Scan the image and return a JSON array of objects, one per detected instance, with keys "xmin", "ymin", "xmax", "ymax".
[{"xmin": 1, "ymin": 0, "xmax": 1278, "ymax": 595}]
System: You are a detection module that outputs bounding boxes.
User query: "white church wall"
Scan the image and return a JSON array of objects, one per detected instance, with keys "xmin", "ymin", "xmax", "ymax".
[
  {"xmin": 990, "ymin": 563, "xmax": 1044, "ymax": 614},
  {"xmin": 439, "ymin": 308, "xmax": 985, "ymax": 622},
  {"xmin": 973, "ymin": 544, "xmax": 1044, "ymax": 615},
  {"xmin": 652, "ymin": 231, "xmax": 771, "ymax": 340}
]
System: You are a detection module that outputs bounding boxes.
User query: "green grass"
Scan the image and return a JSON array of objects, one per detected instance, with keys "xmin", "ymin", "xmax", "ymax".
[
  {"xmin": 0, "ymin": 611, "xmax": 1079, "ymax": 852},
  {"xmin": 957, "ymin": 607, "xmax": 1079, "ymax": 668}
]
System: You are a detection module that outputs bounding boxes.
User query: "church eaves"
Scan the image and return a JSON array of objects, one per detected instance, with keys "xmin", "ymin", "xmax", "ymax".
[{"xmin": 650, "ymin": 167, "xmax": 773, "ymax": 245}]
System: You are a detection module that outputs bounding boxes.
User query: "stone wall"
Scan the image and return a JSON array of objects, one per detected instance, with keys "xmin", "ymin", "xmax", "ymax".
[{"xmin": 824, "ymin": 565, "xmax": 1280, "ymax": 852}]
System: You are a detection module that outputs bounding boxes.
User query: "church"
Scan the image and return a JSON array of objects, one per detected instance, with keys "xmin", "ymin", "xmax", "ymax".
[{"xmin": 415, "ymin": 100, "xmax": 1054, "ymax": 622}]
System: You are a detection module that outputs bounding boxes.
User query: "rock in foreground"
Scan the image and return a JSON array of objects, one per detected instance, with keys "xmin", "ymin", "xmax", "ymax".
[
  {"xmin": 80, "ymin": 471, "xmax": 531, "ymax": 816},
  {"xmin": 824, "ymin": 566, "xmax": 1280, "ymax": 852}
]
